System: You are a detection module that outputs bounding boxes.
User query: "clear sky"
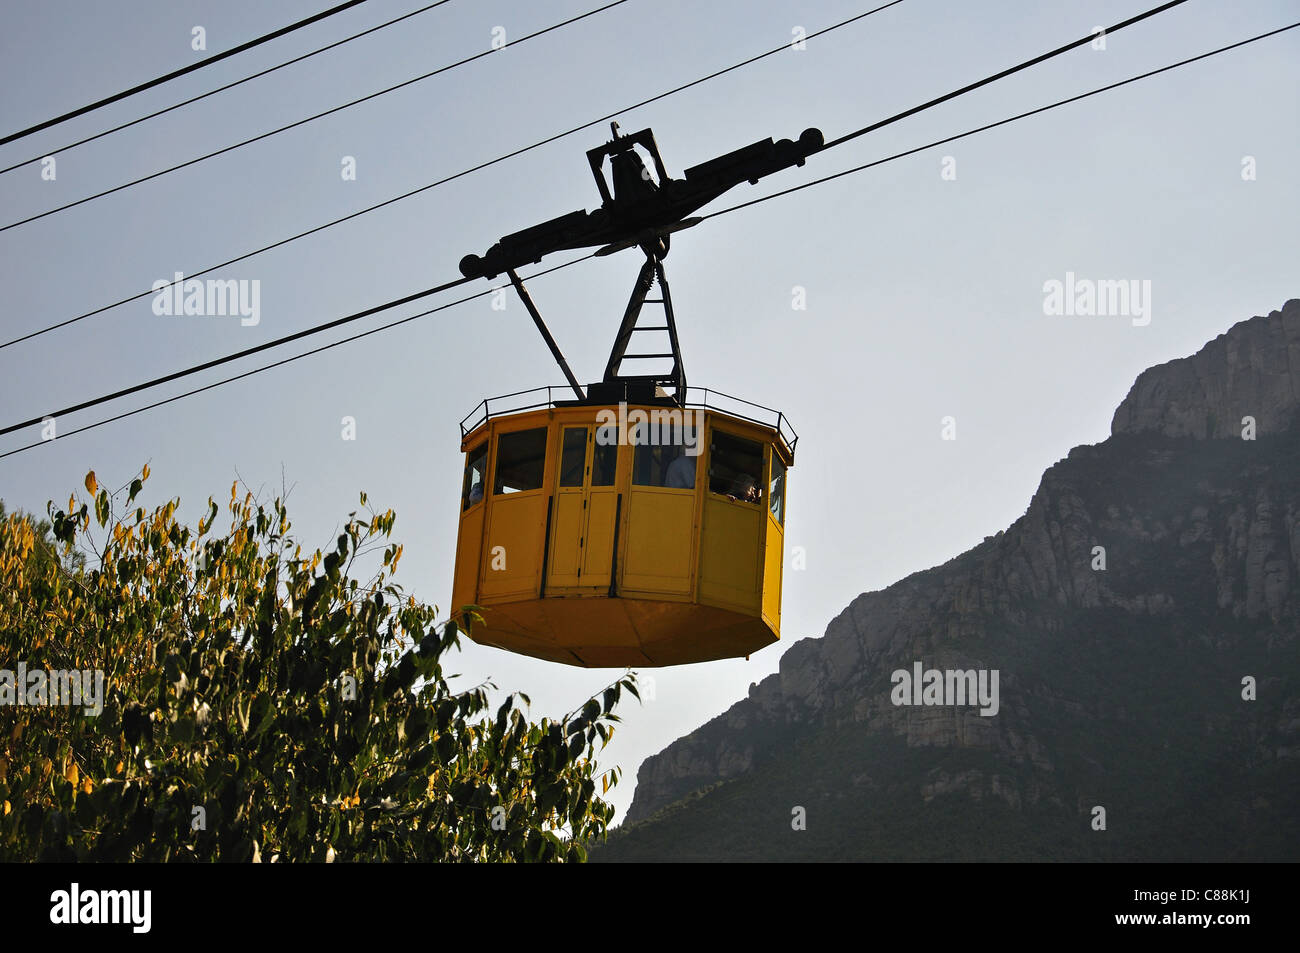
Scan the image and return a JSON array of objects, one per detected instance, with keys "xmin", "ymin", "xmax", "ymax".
[{"xmin": 1, "ymin": 0, "xmax": 1296, "ymax": 824}]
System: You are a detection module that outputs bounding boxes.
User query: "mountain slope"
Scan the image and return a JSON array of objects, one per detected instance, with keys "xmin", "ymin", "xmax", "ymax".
[{"xmin": 597, "ymin": 299, "xmax": 1300, "ymax": 862}]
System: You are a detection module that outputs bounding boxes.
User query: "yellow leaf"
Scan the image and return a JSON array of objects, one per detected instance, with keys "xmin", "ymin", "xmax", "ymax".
[
  {"xmin": 85, "ymin": 471, "xmax": 97, "ymax": 496},
  {"xmin": 2, "ymin": 801, "xmax": 8, "ymax": 816},
  {"xmin": 141, "ymin": 463, "xmax": 150, "ymax": 481},
  {"xmin": 65, "ymin": 762, "xmax": 79, "ymax": 786},
  {"xmin": 81, "ymin": 777, "xmax": 94, "ymax": 795}
]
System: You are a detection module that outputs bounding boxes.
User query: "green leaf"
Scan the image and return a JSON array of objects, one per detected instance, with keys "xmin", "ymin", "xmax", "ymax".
[{"xmin": 247, "ymin": 693, "xmax": 273, "ymax": 738}]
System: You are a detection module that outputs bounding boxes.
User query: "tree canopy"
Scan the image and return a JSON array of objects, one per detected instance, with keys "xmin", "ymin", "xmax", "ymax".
[{"xmin": 0, "ymin": 469, "xmax": 633, "ymax": 861}]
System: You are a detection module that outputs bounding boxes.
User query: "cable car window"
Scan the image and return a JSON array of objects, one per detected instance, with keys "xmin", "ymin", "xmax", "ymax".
[
  {"xmin": 709, "ymin": 430, "xmax": 763, "ymax": 504},
  {"xmin": 462, "ymin": 443, "xmax": 487, "ymax": 510},
  {"xmin": 494, "ymin": 428, "xmax": 547, "ymax": 494},
  {"xmin": 633, "ymin": 422, "xmax": 695, "ymax": 488},
  {"xmin": 592, "ymin": 440, "xmax": 617, "ymax": 487},
  {"xmin": 769, "ymin": 454, "xmax": 786, "ymax": 524},
  {"xmin": 633, "ymin": 444, "xmax": 676, "ymax": 487},
  {"xmin": 559, "ymin": 428, "xmax": 587, "ymax": 487}
]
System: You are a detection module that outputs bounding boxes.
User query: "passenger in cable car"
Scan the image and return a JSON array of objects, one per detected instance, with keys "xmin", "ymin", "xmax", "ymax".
[
  {"xmin": 726, "ymin": 473, "xmax": 761, "ymax": 504},
  {"xmin": 665, "ymin": 451, "xmax": 695, "ymax": 489},
  {"xmin": 463, "ymin": 446, "xmax": 487, "ymax": 509}
]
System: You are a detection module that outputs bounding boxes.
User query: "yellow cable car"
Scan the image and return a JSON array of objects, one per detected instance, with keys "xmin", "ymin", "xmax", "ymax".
[
  {"xmin": 452, "ymin": 387, "xmax": 795, "ymax": 666},
  {"xmin": 450, "ymin": 121, "xmax": 820, "ymax": 666}
]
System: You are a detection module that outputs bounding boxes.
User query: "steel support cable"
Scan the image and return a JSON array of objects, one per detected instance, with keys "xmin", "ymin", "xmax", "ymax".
[
  {"xmin": 0, "ymin": 257, "xmax": 590, "ymax": 460},
  {"xmin": 2, "ymin": 21, "xmax": 1293, "ymax": 459},
  {"xmin": 0, "ymin": 1, "xmax": 454, "ymax": 177},
  {"xmin": 815, "ymin": 0, "xmax": 1193, "ymax": 153},
  {"xmin": 702, "ymin": 23, "xmax": 1300, "ymax": 222},
  {"xmin": 0, "ymin": 1, "xmax": 371, "ymax": 146},
  {"xmin": 0, "ymin": 0, "xmax": 631, "ymax": 233},
  {"xmin": 0, "ymin": 274, "xmax": 474, "ymax": 439},
  {"xmin": 0, "ymin": 0, "xmax": 905, "ymax": 351}
]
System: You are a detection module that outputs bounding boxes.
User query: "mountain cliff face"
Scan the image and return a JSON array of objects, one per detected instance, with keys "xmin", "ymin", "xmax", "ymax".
[
  {"xmin": 1112, "ymin": 301, "xmax": 1299, "ymax": 439},
  {"xmin": 602, "ymin": 299, "xmax": 1300, "ymax": 861}
]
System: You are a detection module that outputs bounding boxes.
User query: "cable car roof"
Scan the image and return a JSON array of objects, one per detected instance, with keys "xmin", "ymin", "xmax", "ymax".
[{"xmin": 459, "ymin": 384, "xmax": 797, "ymax": 461}]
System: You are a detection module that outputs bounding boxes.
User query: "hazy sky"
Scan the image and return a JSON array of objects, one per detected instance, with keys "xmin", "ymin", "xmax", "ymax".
[{"xmin": 1, "ymin": 0, "xmax": 1296, "ymax": 824}]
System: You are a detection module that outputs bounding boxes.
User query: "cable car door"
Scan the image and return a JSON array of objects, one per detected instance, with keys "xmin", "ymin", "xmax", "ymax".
[{"xmin": 547, "ymin": 426, "xmax": 618, "ymax": 591}]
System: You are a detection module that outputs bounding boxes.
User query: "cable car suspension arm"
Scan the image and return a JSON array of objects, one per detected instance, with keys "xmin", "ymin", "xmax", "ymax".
[{"xmin": 506, "ymin": 269, "xmax": 586, "ymax": 401}]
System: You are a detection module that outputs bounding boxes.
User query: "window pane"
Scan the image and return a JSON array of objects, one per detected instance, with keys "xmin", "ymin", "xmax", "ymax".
[
  {"xmin": 769, "ymin": 455, "xmax": 786, "ymax": 524},
  {"xmin": 633, "ymin": 443, "xmax": 676, "ymax": 486},
  {"xmin": 463, "ymin": 443, "xmax": 487, "ymax": 510},
  {"xmin": 493, "ymin": 428, "xmax": 547, "ymax": 494},
  {"xmin": 558, "ymin": 428, "xmax": 586, "ymax": 487},
  {"xmin": 592, "ymin": 440, "xmax": 617, "ymax": 486},
  {"xmin": 632, "ymin": 421, "xmax": 695, "ymax": 488},
  {"xmin": 709, "ymin": 430, "xmax": 763, "ymax": 504}
]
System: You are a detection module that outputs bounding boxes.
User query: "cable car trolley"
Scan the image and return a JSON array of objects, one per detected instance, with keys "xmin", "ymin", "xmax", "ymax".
[{"xmin": 452, "ymin": 122, "xmax": 822, "ymax": 667}]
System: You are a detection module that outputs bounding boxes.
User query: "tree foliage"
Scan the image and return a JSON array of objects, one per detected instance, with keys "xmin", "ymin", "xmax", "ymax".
[{"xmin": 0, "ymin": 469, "xmax": 634, "ymax": 861}]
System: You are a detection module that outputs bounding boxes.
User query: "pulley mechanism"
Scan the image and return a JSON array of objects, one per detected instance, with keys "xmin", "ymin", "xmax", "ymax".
[{"xmin": 459, "ymin": 122, "xmax": 824, "ymax": 405}]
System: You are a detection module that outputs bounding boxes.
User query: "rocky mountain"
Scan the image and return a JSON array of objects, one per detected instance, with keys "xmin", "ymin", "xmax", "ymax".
[{"xmin": 598, "ymin": 299, "xmax": 1300, "ymax": 861}]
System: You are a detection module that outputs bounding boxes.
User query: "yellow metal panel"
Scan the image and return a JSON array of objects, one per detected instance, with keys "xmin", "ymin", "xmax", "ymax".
[
  {"xmin": 461, "ymin": 594, "xmax": 777, "ymax": 667},
  {"xmin": 452, "ymin": 503, "xmax": 484, "ymax": 614},
  {"xmin": 762, "ymin": 510, "xmax": 783, "ymax": 632},
  {"xmin": 621, "ymin": 488, "xmax": 695, "ymax": 594},
  {"xmin": 583, "ymin": 488, "xmax": 619, "ymax": 580},
  {"xmin": 698, "ymin": 496, "xmax": 763, "ymax": 614},
  {"xmin": 547, "ymin": 493, "xmax": 584, "ymax": 588},
  {"xmin": 481, "ymin": 494, "xmax": 547, "ymax": 599}
]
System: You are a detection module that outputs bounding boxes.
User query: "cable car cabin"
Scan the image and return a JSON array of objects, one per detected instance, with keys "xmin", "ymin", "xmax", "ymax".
[
  {"xmin": 447, "ymin": 120, "xmax": 820, "ymax": 666},
  {"xmin": 451, "ymin": 387, "xmax": 796, "ymax": 667}
]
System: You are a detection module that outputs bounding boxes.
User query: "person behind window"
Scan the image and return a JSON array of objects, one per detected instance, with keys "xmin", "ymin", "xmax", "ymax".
[
  {"xmin": 728, "ymin": 473, "xmax": 760, "ymax": 503},
  {"xmin": 463, "ymin": 446, "xmax": 487, "ymax": 510},
  {"xmin": 665, "ymin": 452, "xmax": 695, "ymax": 489}
]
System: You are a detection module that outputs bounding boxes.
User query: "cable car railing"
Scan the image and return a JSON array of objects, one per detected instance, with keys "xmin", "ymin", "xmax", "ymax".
[
  {"xmin": 459, "ymin": 385, "xmax": 568, "ymax": 437},
  {"xmin": 460, "ymin": 384, "xmax": 798, "ymax": 457},
  {"xmin": 682, "ymin": 387, "xmax": 798, "ymax": 456}
]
